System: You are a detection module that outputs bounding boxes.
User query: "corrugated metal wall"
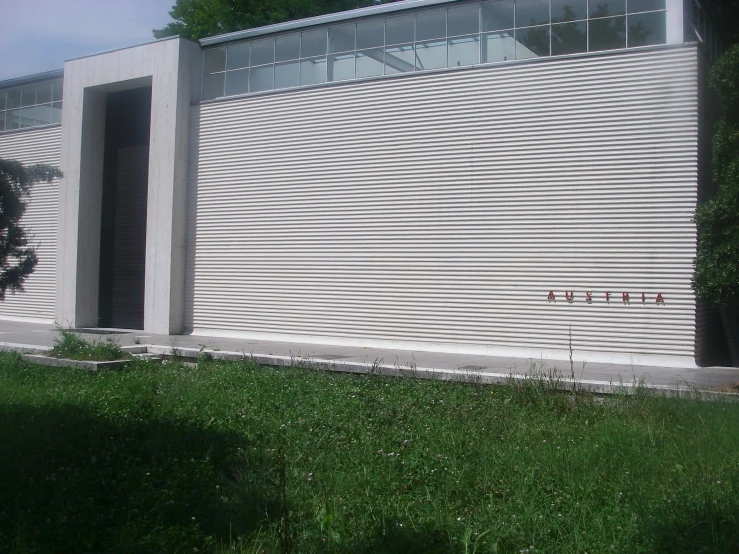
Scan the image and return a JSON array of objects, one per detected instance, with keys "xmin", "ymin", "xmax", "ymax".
[
  {"xmin": 0, "ymin": 126, "xmax": 61, "ymax": 322},
  {"xmin": 187, "ymin": 45, "xmax": 700, "ymax": 366}
]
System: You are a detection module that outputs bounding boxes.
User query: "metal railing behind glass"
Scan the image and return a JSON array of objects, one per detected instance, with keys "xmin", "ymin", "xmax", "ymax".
[{"xmin": 203, "ymin": 0, "xmax": 669, "ymax": 101}]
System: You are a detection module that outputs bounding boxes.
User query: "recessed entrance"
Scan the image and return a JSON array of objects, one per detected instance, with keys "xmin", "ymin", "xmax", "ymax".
[{"xmin": 97, "ymin": 87, "xmax": 152, "ymax": 330}]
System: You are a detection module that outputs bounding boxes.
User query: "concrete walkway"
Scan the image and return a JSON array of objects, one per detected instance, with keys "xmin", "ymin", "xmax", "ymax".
[{"xmin": 1, "ymin": 320, "xmax": 737, "ymax": 395}]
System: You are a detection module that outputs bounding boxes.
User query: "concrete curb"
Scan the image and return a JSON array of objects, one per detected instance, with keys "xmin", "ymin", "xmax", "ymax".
[
  {"xmin": 0, "ymin": 343, "xmax": 52, "ymax": 355},
  {"xmin": 7, "ymin": 342, "xmax": 738, "ymax": 400},
  {"xmin": 150, "ymin": 345, "xmax": 739, "ymax": 401},
  {"xmin": 21, "ymin": 354, "xmax": 129, "ymax": 372}
]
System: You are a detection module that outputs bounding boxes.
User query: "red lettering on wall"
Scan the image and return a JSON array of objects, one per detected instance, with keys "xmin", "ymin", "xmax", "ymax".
[
  {"xmin": 585, "ymin": 291, "xmax": 592, "ymax": 302},
  {"xmin": 565, "ymin": 291, "xmax": 574, "ymax": 301},
  {"xmin": 642, "ymin": 292, "xmax": 646, "ymax": 303},
  {"xmin": 605, "ymin": 291, "xmax": 611, "ymax": 301},
  {"xmin": 548, "ymin": 291, "xmax": 556, "ymax": 301},
  {"xmin": 656, "ymin": 293, "xmax": 665, "ymax": 303},
  {"xmin": 622, "ymin": 292, "xmax": 629, "ymax": 302}
]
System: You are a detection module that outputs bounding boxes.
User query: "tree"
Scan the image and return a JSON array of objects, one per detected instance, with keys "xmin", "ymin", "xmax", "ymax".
[
  {"xmin": 712, "ymin": 0, "xmax": 739, "ymax": 48},
  {"xmin": 153, "ymin": 0, "xmax": 404, "ymax": 41},
  {"xmin": 0, "ymin": 159, "xmax": 62, "ymax": 301},
  {"xmin": 693, "ymin": 44, "xmax": 739, "ymax": 303},
  {"xmin": 693, "ymin": 44, "xmax": 739, "ymax": 365}
]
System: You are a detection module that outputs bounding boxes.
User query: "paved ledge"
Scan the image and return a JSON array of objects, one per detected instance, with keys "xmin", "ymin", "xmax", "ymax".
[
  {"xmin": 0, "ymin": 342, "xmax": 51, "ymax": 355},
  {"xmin": 0, "ymin": 320, "xmax": 737, "ymax": 397},
  {"xmin": 21, "ymin": 354, "xmax": 128, "ymax": 372},
  {"xmin": 150, "ymin": 344, "xmax": 739, "ymax": 400}
]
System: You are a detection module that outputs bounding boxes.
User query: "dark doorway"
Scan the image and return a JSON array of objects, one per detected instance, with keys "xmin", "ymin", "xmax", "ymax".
[{"xmin": 98, "ymin": 87, "xmax": 151, "ymax": 329}]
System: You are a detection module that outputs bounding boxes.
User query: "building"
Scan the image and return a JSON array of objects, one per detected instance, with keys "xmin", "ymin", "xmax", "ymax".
[{"xmin": 0, "ymin": 0, "xmax": 726, "ymax": 368}]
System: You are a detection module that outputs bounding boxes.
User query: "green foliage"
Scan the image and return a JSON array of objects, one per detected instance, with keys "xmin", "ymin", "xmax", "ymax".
[
  {"xmin": 713, "ymin": 0, "xmax": 739, "ymax": 48},
  {"xmin": 693, "ymin": 44, "xmax": 739, "ymax": 304},
  {"xmin": 153, "ymin": 0, "xmax": 402, "ymax": 41},
  {"xmin": 0, "ymin": 159, "xmax": 62, "ymax": 301},
  {"xmin": 50, "ymin": 328, "xmax": 129, "ymax": 361},
  {"xmin": 1, "ymin": 354, "xmax": 738, "ymax": 553}
]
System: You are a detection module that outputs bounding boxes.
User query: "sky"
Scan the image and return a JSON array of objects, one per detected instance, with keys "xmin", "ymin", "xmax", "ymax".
[{"xmin": 0, "ymin": 0, "xmax": 176, "ymax": 81}]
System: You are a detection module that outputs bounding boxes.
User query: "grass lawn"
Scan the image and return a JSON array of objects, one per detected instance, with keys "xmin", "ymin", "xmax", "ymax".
[{"xmin": 0, "ymin": 353, "xmax": 737, "ymax": 553}]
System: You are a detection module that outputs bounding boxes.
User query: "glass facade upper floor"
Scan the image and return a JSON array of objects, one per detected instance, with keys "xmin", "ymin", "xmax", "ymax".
[
  {"xmin": 0, "ymin": 78, "xmax": 63, "ymax": 132},
  {"xmin": 202, "ymin": 0, "xmax": 672, "ymax": 101},
  {"xmin": 0, "ymin": 0, "xmax": 720, "ymax": 127}
]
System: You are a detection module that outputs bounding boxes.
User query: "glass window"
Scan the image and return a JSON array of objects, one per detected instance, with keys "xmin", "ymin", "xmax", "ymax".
[
  {"xmin": 448, "ymin": 3, "xmax": 480, "ymax": 36},
  {"xmin": 275, "ymin": 60, "xmax": 300, "ymax": 89},
  {"xmin": 227, "ymin": 42, "xmax": 250, "ymax": 70},
  {"xmin": 198, "ymin": 0, "xmax": 669, "ymax": 101},
  {"xmin": 516, "ymin": 0, "xmax": 550, "ymax": 27},
  {"xmin": 300, "ymin": 56, "xmax": 327, "ymax": 85},
  {"xmin": 52, "ymin": 79, "xmax": 63, "ymax": 102},
  {"xmin": 251, "ymin": 38, "xmax": 275, "ymax": 65},
  {"xmin": 449, "ymin": 35, "xmax": 480, "ymax": 67},
  {"xmin": 329, "ymin": 52, "xmax": 355, "ymax": 81},
  {"xmin": 627, "ymin": 0, "xmax": 665, "ymax": 12},
  {"xmin": 516, "ymin": 25, "xmax": 550, "ymax": 58},
  {"xmin": 628, "ymin": 11, "xmax": 666, "ymax": 46},
  {"xmin": 204, "ymin": 48, "xmax": 226, "ymax": 74},
  {"xmin": 329, "ymin": 24, "xmax": 355, "ymax": 53},
  {"xmin": 483, "ymin": 31, "xmax": 516, "ymax": 62},
  {"xmin": 386, "ymin": 14, "xmax": 414, "ymax": 45},
  {"xmin": 7, "ymin": 88, "xmax": 20, "ymax": 109},
  {"xmin": 590, "ymin": 0, "xmax": 626, "ymax": 18},
  {"xmin": 250, "ymin": 64, "xmax": 274, "ymax": 92},
  {"xmin": 7, "ymin": 109, "xmax": 20, "ymax": 130},
  {"xmin": 36, "ymin": 81, "xmax": 52, "ymax": 104},
  {"xmin": 203, "ymin": 72, "xmax": 225, "ymax": 100},
  {"xmin": 5, "ymin": 109, "xmax": 17, "ymax": 129},
  {"xmin": 33, "ymin": 104, "xmax": 51, "ymax": 126},
  {"xmin": 356, "ymin": 48, "xmax": 385, "ymax": 77},
  {"xmin": 551, "ymin": 0, "xmax": 587, "ymax": 22},
  {"xmin": 483, "ymin": 0, "xmax": 514, "ymax": 31},
  {"xmin": 0, "ymin": 81, "xmax": 63, "ymax": 131},
  {"xmin": 357, "ymin": 18, "xmax": 384, "ymax": 49},
  {"xmin": 276, "ymin": 33, "xmax": 301, "ymax": 61},
  {"xmin": 384, "ymin": 43, "xmax": 415, "ymax": 74},
  {"xmin": 20, "ymin": 85, "xmax": 36, "ymax": 107},
  {"xmin": 50, "ymin": 102, "xmax": 62, "ymax": 124},
  {"xmin": 589, "ymin": 16, "xmax": 626, "ymax": 50},
  {"xmin": 225, "ymin": 68, "xmax": 250, "ymax": 95},
  {"xmin": 301, "ymin": 29, "xmax": 327, "ymax": 57},
  {"xmin": 16, "ymin": 107, "xmax": 35, "ymax": 128},
  {"xmin": 0, "ymin": 111, "xmax": 5, "ymax": 132},
  {"xmin": 416, "ymin": 39, "xmax": 447, "ymax": 70},
  {"xmin": 552, "ymin": 21, "xmax": 587, "ymax": 54},
  {"xmin": 416, "ymin": 8, "xmax": 446, "ymax": 40}
]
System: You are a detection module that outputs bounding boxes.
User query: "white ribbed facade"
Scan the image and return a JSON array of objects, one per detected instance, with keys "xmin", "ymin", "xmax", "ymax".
[
  {"xmin": 1, "ymin": 0, "xmax": 721, "ymax": 366},
  {"xmin": 187, "ymin": 45, "xmax": 700, "ymax": 367},
  {"xmin": 0, "ymin": 126, "xmax": 61, "ymax": 323}
]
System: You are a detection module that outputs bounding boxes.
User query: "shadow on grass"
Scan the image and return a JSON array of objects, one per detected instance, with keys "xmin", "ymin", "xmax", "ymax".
[
  {"xmin": 649, "ymin": 502, "xmax": 739, "ymax": 553},
  {"xmin": 0, "ymin": 403, "xmax": 278, "ymax": 553},
  {"xmin": 349, "ymin": 522, "xmax": 454, "ymax": 554}
]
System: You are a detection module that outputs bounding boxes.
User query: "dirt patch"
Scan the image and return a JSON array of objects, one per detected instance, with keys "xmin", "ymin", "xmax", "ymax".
[{"xmin": 710, "ymin": 381, "xmax": 739, "ymax": 393}]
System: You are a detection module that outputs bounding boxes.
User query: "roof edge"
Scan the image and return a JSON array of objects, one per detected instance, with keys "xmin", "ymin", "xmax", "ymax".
[
  {"xmin": 0, "ymin": 69, "xmax": 64, "ymax": 89},
  {"xmin": 64, "ymin": 34, "xmax": 183, "ymax": 63}
]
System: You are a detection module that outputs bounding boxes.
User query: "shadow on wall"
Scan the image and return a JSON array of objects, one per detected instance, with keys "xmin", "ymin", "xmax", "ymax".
[
  {"xmin": 182, "ymin": 104, "xmax": 200, "ymax": 334},
  {"xmin": 695, "ymin": 300, "xmax": 733, "ymax": 367}
]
